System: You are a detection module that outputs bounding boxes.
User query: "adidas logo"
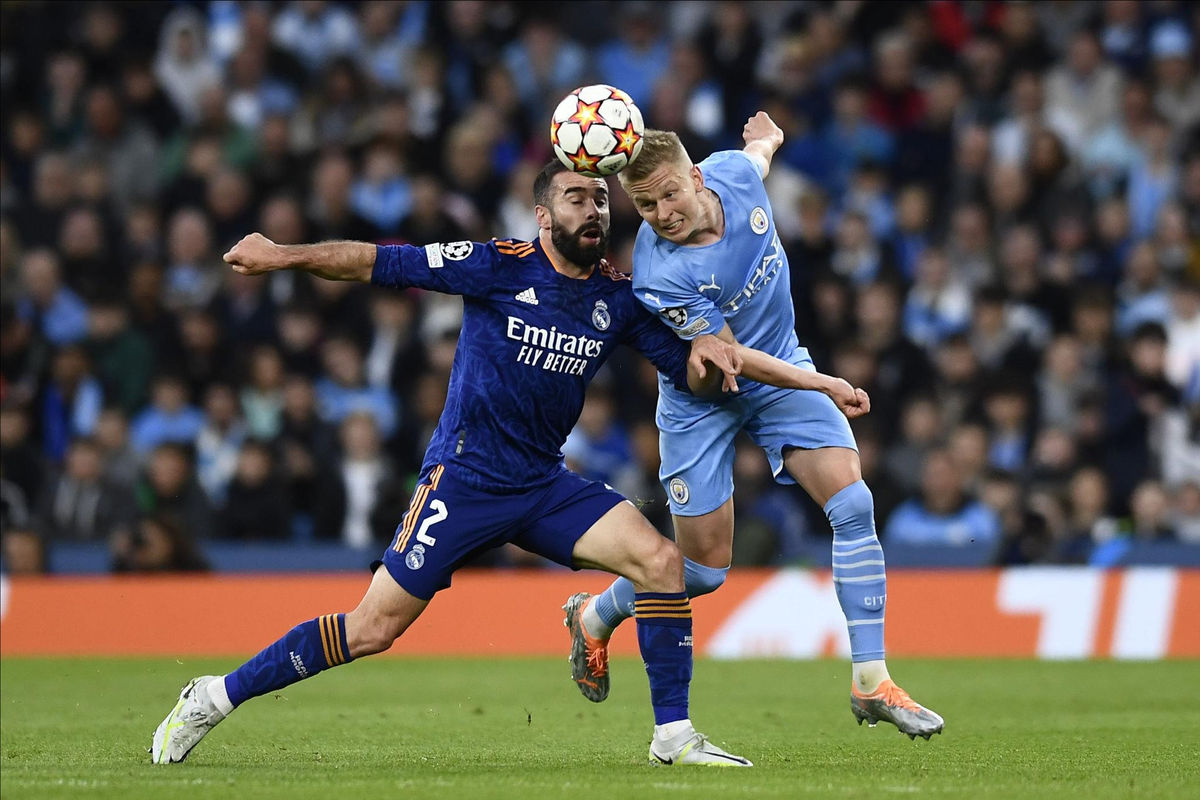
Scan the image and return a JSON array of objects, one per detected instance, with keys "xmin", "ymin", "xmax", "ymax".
[{"xmin": 516, "ymin": 288, "xmax": 539, "ymax": 305}]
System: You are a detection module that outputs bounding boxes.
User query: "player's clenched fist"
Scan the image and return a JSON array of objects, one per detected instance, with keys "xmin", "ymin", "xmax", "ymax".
[
  {"xmin": 224, "ymin": 232, "xmax": 282, "ymax": 275},
  {"xmin": 742, "ymin": 111, "xmax": 783, "ymax": 150},
  {"xmin": 826, "ymin": 378, "xmax": 871, "ymax": 420}
]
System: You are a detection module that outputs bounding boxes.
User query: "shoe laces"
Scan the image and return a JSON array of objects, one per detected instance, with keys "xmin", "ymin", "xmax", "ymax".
[
  {"xmin": 585, "ymin": 639, "xmax": 609, "ymax": 678},
  {"xmin": 878, "ymin": 682, "xmax": 923, "ymax": 713}
]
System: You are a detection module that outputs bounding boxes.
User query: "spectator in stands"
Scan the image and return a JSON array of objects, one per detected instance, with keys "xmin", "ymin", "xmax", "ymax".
[
  {"xmin": 34, "ymin": 436, "xmax": 135, "ymax": 542},
  {"xmin": 884, "ymin": 448, "xmax": 1001, "ymax": 547},
  {"xmin": 1125, "ymin": 480, "xmax": 1176, "ymax": 541},
  {"xmin": 85, "ymin": 296, "xmax": 154, "ymax": 416},
  {"xmin": 240, "ymin": 345, "xmax": 286, "ymax": 440},
  {"xmin": 94, "ymin": 407, "xmax": 138, "ymax": 490},
  {"xmin": 136, "ymin": 443, "xmax": 214, "ymax": 544},
  {"xmin": 16, "ymin": 249, "xmax": 89, "ymax": 346},
  {"xmin": 314, "ymin": 333, "xmax": 397, "ymax": 439},
  {"xmin": 564, "ymin": 385, "xmax": 633, "ymax": 487},
  {"xmin": 38, "ymin": 345, "xmax": 103, "ymax": 464},
  {"xmin": 195, "ymin": 383, "xmax": 246, "ymax": 506},
  {"xmin": 1045, "ymin": 29, "xmax": 1123, "ymax": 140},
  {"xmin": 903, "ymin": 246, "xmax": 972, "ymax": 351},
  {"xmin": 220, "ymin": 440, "xmax": 291, "ymax": 541},
  {"xmin": 110, "ymin": 514, "xmax": 208, "ymax": 573},
  {"xmin": 1174, "ymin": 483, "xmax": 1200, "ymax": 545},
  {"xmin": 1, "ymin": 526, "xmax": 47, "ymax": 575},
  {"xmin": 884, "ymin": 395, "xmax": 941, "ymax": 494},
  {"xmin": 129, "ymin": 374, "xmax": 204, "ymax": 455},
  {"xmin": 154, "ymin": 7, "xmax": 221, "ymax": 125},
  {"xmin": 315, "ymin": 411, "xmax": 403, "ymax": 548}
]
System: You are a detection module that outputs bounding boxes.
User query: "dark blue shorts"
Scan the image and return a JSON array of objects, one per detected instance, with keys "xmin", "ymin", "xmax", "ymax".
[{"xmin": 377, "ymin": 464, "xmax": 626, "ymax": 600}]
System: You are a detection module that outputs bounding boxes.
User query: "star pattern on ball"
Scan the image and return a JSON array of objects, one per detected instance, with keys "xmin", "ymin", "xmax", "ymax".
[
  {"xmin": 567, "ymin": 148, "xmax": 601, "ymax": 174},
  {"xmin": 568, "ymin": 100, "xmax": 603, "ymax": 134},
  {"xmin": 613, "ymin": 121, "xmax": 640, "ymax": 157}
]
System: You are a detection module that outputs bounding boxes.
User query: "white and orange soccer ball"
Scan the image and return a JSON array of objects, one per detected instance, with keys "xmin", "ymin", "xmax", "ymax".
[{"xmin": 550, "ymin": 84, "xmax": 644, "ymax": 177}]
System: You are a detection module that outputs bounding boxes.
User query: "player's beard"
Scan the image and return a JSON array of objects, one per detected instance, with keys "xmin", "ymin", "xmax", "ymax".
[{"xmin": 550, "ymin": 217, "xmax": 608, "ymax": 267}]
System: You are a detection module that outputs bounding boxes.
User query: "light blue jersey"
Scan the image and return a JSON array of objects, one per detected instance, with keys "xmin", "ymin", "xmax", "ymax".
[{"xmin": 632, "ymin": 150, "xmax": 856, "ymax": 515}]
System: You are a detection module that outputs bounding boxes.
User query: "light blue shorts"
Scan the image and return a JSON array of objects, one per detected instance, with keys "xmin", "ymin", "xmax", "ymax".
[{"xmin": 657, "ymin": 366, "xmax": 858, "ymax": 517}]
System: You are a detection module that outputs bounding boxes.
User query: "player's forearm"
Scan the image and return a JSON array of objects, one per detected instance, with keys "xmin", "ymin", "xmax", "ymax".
[
  {"xmin": 744, "ymin": 139, "xmax": 781, "ymax": 178},
  {"xmin": 278, "ymin": 241, "xmax": 377, "ymax": 282},
  {"xmin": 735, "ymin": 346, "xmax": 835, "ymax": 394}
]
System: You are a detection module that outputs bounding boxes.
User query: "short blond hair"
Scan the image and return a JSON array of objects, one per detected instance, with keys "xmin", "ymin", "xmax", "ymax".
[{"xmin": 618, "ymin": 129, "xmax": 692, "ymax": 185}]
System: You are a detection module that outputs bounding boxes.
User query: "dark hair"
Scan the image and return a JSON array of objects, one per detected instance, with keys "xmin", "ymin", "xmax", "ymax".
[{"xmin": 533, "ymin": 160, "xmax": 571, "ymax": 207}]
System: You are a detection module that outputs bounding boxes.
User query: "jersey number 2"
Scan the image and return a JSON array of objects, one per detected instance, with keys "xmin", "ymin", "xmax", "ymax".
[{"xmin": 416, "ymin": 499, "xmax": 448, "ymax": 546}]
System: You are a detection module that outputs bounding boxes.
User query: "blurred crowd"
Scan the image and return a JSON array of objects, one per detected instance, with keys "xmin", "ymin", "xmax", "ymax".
[{"xmin": 1, "ymin": 0, "xmax": 1198, "ymax": 575}]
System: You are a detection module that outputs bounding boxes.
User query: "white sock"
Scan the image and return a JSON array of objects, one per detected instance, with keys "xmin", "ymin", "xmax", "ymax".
[
  {"xmin": 852, "ymin": 660, "xmax": 891, "ymax": 693},
  {"xmin": 581, "ymin": 596, "xmax": 614, "ymax": 640},
  {"xmin": 654, "ymin": 718, "xmax": 694, "ymax": 743},
  {"xmin": 207, "ymin": 675, "xmax": 234, "ymax": 716}
]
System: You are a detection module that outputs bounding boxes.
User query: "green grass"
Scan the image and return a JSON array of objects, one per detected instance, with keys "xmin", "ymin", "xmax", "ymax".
[{"xmin": 2, "ymin": 657, "xmax": 1198, "ymax": 799}]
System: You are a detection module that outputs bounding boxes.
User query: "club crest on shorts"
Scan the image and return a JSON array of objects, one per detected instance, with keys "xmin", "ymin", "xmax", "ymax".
[
  {"xmin": 592, "ymin": 299, "xmax": 611, "ymax": 331},
  {"xmin": 669, "ymin": 477, "xmax": 690, "ymax": 505},
  {"xmin": 440, "ymin": 241, "xmax": 474, "ymax": 260},
  {"xmin": 750, "ymin": 207, "xmax": 769, "ymax": 235},
  {"xmin": 405, "ymin": 543, "xmax": 426, "ymax": 570}
]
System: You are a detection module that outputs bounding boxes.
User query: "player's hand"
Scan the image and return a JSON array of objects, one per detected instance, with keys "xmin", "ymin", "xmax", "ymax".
[
  {"xmin": 689, "ymin": 334, "xmax": 742, "ymax": 393},
  {"xmin": 825, "ymin": 378, "xmax": 871, "ymax": 419},
  {"xmin": 224, "ymin": 232, "xmax": 282, "ymax": 275},
  {"xmin": 743, "ymin": 111, "xmax": 784, "ymax": 150}
]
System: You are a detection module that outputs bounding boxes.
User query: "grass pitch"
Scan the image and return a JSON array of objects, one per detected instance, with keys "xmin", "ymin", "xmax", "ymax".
[{"xmin": 2, "ymin": 657, "xmax": 1198, "ymax": 799}]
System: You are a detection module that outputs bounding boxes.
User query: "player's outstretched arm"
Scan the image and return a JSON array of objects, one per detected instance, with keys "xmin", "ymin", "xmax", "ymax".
[
  {"xmin": 742, "ymin": 111, "xmax": 784, "ymax": 179},
  {"xmin": 736, "ymin": 345, "xmax": 871, "ymax": 419},
  {"xmin": 223, "ymin": 233, "xmax": 376, "ymax": 283}
]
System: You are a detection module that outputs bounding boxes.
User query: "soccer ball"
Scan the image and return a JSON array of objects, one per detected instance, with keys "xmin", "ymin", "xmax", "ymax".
[{"xmin": 550, "ymin": 85, "xmax": 644, "ymax": 177}]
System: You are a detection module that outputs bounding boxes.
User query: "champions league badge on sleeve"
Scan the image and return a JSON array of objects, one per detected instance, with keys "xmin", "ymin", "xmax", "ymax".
[
  {"xmin": 662, "ymin": 307, "xmax": 688, "ymax": 327},
  {"xmin": 668, "ymin": 477, "xmax": 689, "ymax": 505},
  {"xmin": 592, "ymin": 299, "xmax": 611, "ymax": 331},
  {"xmin": 440, "ymin": 241, "xmax": 474, "ymax": 260},
  {"xmin": 405, "ymin": 544, "xmax": 426, "ymax": 570}
]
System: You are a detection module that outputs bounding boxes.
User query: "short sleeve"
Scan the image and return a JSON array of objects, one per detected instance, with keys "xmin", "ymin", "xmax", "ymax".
[{"xmin": 371, "ymin": 240, "xmax": 501, "ymax": 297}]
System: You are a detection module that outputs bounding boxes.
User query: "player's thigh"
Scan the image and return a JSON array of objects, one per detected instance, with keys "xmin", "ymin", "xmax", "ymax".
[
  {"xmin": 671, "ymin": 497, "xmax": 735, "ymax": 568},
  {"xmin": 658, "ymin": 399, "xmax": 744, "ymax": 517},
  {"xmin": 744, "ymin": 382, "xmax": 859, "ymax": 503},
  {"xmin": 782, "ymin": 446, "xmax": 862, "ymax": 508},
  {"xmin": 378, "ymin": 464, "xmax": 522, "ymax": 602},
  {"xmin": 568, "ymin": 501, "xmax": 684, "ymax": 592}
]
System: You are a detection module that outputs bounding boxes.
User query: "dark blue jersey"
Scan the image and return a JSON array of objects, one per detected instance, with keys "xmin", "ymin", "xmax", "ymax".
[{"xmin": 372, "ymin": 238, "xmax": 691, "ymax": 492}]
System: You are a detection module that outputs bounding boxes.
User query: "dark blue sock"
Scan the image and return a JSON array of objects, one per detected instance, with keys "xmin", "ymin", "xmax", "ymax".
[
  {"xmin": 634, "ymin": 592, "xmax": 692, "ymax": 725},
  {"xmin": 224, "ymin": 614, "xmax": 353, "ymax": 708}
]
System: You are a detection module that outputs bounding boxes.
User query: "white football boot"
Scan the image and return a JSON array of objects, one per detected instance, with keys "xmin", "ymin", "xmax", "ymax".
[
  {"xmin": 649, "ymin": 730, "xmax": 753, "ymax": 767},
  {"xmin": 150, "ymin": 676, "xmax": 227, "ymax": 764}
]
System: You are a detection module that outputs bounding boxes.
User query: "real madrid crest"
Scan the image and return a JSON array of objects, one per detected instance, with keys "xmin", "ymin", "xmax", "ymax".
[
  {"xmin": 405, "ymin": 543, "xmax": 426, "ymax": 570},
  {"xmin": 592, "ymin": 299, "xmax": 611, "ymax": 331},
  {"xmin": 668, "ymin": 477, "xmax": 689, "ymax": 505},
  {"xmin": 750, "ymin": 207, "xmax": 769, "ymax": 235}
]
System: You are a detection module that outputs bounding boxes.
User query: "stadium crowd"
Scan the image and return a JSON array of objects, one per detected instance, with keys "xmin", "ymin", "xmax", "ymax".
[{"xmin": 1, "ymin": 0, "xmax": 1198, "ymax": 575}]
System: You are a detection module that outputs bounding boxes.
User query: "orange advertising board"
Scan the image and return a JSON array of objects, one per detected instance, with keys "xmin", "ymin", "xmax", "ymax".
[{"xmin": 1, "ymin": 568, "xmax": 1197, "ymax": 659}]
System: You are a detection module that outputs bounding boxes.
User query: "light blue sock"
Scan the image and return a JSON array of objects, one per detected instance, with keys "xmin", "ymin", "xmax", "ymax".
[
  {"xmin": 594, "ymin": 559, "xmax": 728, "ymax": 631},
  {"xmin": 825, "ymin": 480, "xmax": 887, "ymax": 662}
]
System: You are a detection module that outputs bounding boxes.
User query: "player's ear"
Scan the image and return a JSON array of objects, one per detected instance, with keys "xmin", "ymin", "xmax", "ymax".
[
  {"xmin": 690, "ymin": 165, "xmax": 704, "ymax": 192},
  {"xmin": 535, "ymin": 204, "xmax": 551, "ymax": 231}
]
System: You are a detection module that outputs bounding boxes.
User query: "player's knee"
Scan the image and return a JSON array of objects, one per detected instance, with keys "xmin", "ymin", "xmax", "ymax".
[
  {"xmin": 824, "ymin": 479, "xmax": 875, "ymax": 527},
  {"xmin": 347, "ymin": 609, "xmax": 408, "ymax": 656},
  {"xmin": 639, "ymin": 538, "xmax": 684, "ymax": 592},
  {"xmin": 683, "ymin": 557, "xmax": 728, "ymax": 597}
]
